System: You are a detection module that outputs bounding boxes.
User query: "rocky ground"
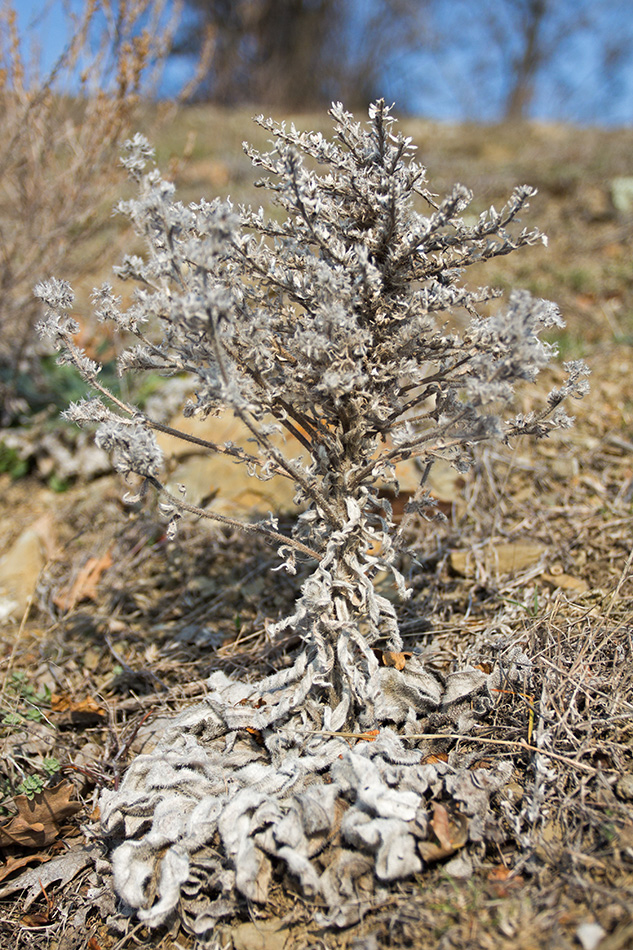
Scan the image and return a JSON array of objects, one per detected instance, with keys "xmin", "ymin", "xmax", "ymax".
[{"xmin": 0, "ymin": 109, "xmax": 632, "ymax": 949}]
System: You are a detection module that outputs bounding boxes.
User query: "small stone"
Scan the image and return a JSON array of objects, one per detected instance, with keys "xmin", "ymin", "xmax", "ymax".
[
  {"xmin": 576, "ymin": 921, "xmax": 606, "ymax": 950},
  {"xmin": 444, "ymin": 853, "xmax": 473, "ymax": 879}
]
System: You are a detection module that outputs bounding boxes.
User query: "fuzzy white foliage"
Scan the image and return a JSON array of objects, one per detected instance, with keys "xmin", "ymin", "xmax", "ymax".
[{"xmin": 100, "ymin": 655, "xmax": 520, "ymax": 932}]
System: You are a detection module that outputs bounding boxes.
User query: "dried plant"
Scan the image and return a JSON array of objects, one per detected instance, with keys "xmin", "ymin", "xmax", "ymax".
[
  {"xmin": 35, "ymin": 101, "xmax": 589, "ymax": 932},
  {"xmin": 0, "ymin": 0, "xmax": 193, "ymax": 425}
]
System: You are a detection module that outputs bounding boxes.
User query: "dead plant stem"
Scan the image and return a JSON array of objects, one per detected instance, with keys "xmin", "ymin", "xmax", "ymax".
[{"xmin": 145, "ymin": 475, "xmax": 322, "ymax": 562}]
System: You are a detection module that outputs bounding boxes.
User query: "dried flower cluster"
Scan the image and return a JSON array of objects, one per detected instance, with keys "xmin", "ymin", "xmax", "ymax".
[{"xmin": 36, "ymin": 100, "xmax": 588, "ymax": 931}]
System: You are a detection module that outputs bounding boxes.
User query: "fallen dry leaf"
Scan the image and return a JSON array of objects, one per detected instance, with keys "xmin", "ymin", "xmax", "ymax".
[
  {"xmin": 245, "ymin": 726, "xmax": 266, "ymax": 747},
  {"xmin": 21, "ymin": 909, "xmax": 51, "ymax": 927},
  {"xmin": 53, "ymin": 550, "xmax": 113, "ymax": 612},
  {"xmin": 380, "ymin": 651, "xmax": 411, "ymax": 671},
  {"xmin": 0, "ymin": 845, "xmax": 94, "ymax": 909},
  {"xmin": 418, "ymin": 802, "xmax": 469, "ymax": 863},
  {"xmin": 486, "ymin": 864, "xmax": 525, "ymax": 897},
  {"xmin": 50, "ymin": 692, "xmax": 107, "ymax": 726},
  {"xmin": 355, "ymin": 729, "xmax": 380, "ymax": 743},
  {"xmin": 0, "ymin": 853, "xmax": 50, "ymax": 884},
  {"xmin": 431, "ymin": 801, "xmax": 456, "ymax": 851},
  {"xmin": 422, "ymin": 752, "xmax": 449, "ymax": 764},
  {"xmin": 0, "ymin": 782, "xmax": 83, "ymax": 849},
  {"xmin": 475, "ymin": 662, "xmax": 493, "ymax": 674},
  {"xmin": 20, "ymin": 878, "xmax": 55, "ymax": 927}
]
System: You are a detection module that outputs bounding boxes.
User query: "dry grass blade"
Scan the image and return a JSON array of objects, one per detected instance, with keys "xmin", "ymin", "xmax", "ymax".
[{"xmin": 604, "ymin": 543, "xmax": 633, "ymax": 618}]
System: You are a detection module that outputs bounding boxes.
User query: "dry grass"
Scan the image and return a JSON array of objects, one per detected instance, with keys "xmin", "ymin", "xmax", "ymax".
[{"xmin": 0, "ymin": 0, "xmax": 193, "ymax": 424}]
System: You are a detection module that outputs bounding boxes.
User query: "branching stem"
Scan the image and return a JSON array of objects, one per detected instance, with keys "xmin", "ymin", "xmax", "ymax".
[{"xmin": 145, "ymin": 474, "xmax": 322, "ymax": 562}]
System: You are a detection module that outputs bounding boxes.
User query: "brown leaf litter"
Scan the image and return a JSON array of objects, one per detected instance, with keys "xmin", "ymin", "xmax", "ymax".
[
  {"xmin": 53, "ymin": 549, "xmax": 114, "ymax": 612},
  {"xmin": 0, "ymin": 782, "xmax": 82, "ymax": 849}
]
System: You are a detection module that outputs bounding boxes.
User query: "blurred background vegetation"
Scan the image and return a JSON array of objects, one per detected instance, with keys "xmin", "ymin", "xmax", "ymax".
[
  {"xmin": 1, "ymin": 0, "xmax": 632, "ymax": 476},
  {"xmin": 172, "ymin": 0, "xmax": 633, "ymax": 123}
]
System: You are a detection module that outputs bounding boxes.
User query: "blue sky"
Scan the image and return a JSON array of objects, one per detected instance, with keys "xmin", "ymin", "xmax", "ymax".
[
  {"xmin": 13, "ymin": 0, "xmax": 633, "ymax": 125},
  {"xmin": 14, "ymin": 0, "xmax": 192, "ymax": 92},
  {"xmin": 16, "ymin": 0, "xmax": 77, "ymax": 69}
]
